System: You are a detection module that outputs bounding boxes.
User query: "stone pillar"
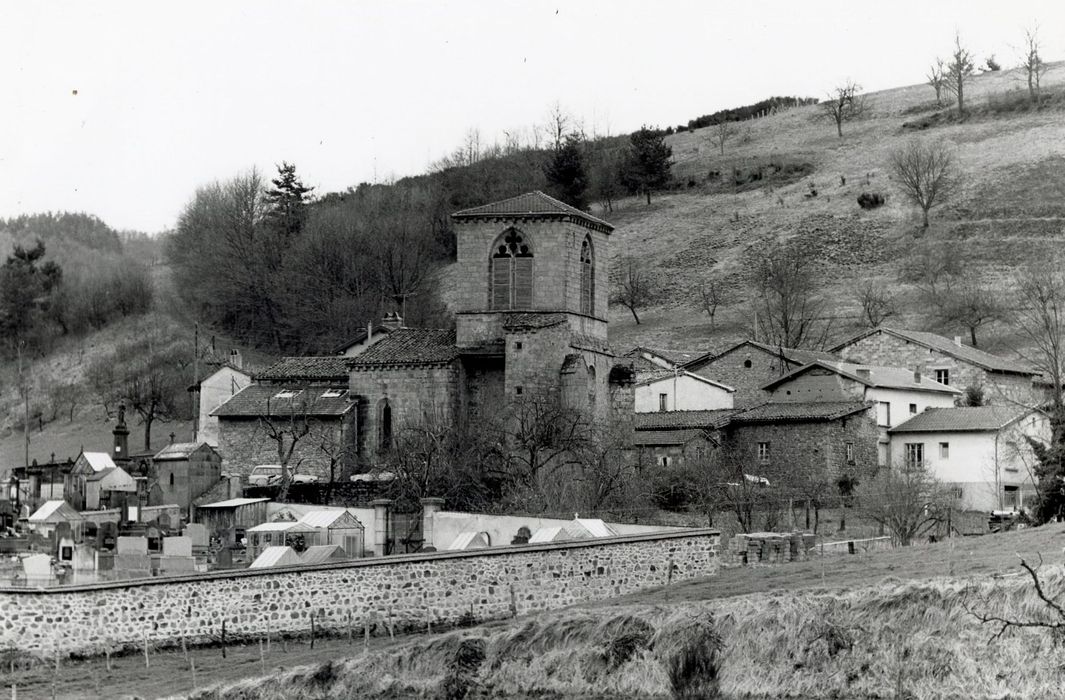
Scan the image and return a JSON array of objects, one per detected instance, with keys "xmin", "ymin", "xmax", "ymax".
[
  {"xmin": 371, "ymin": 498, "xmax": 392, "ymax": 557},
  {"xmin": 420, "ymin": 497, "xmax": 445, "ymax": 551}
]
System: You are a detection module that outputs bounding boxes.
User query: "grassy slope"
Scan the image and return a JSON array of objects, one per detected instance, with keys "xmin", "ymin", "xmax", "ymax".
[
  {"xmin": 181, "ymin": 523, "xmax": 1065, "ymax": 699},
  {"xmin": 588, "ymin": 64, "xmax": 1065, "ymax": 356}
]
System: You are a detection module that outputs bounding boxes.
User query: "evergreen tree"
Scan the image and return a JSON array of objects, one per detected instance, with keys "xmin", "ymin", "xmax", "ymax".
[
  {"xmin": 621, "ymin": 126, "xmax": 673, "ymax": 205},
  {"xmin": 264, "ymin": 161, "xmax": 315, "ymax": 237},
  {"xmin": 0, "ymin": 239, "xmax": 62, "ymax": 349},
  {"xmin": 543, "ymin": 134, "xmax": 588, "ymax": 209}
]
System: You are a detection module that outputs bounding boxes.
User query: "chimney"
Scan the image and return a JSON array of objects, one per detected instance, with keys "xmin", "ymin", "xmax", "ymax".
[
  {"xmin": 169, "ymin": 432, "xmax": 176, "ymax": 445},
  {"xmin": 914, "ymin": 369, "xmax": 922, "ymax": 383},
  {"xmin": 113, "ymin": 404, "xmax": 130, "ymax": 461},
  {"xmin": 381, "ymin": 312, "xmax": 404, "ymax": 332},
  {"xmin": 953, "ymin": 336, "xmax": 962, "ymax": 346},
  {"xmin": 366, "ymin": 320, "xmax": 373, "ymax": 344},
  {"xmin": 228, "ymin": 348, "xmax": 243, "ymax": 370}
]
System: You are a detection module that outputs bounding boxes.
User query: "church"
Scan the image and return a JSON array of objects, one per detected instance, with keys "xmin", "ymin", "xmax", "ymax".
[{"xmin": 214, "ymin": 191, "xmax": 635, "ymax": 476}]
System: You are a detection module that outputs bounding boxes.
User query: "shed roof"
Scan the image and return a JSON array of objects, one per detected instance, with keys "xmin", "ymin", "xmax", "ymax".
[
  {"xmin": 300, "ymin": 544, "xmax": 350, "ymax": 564},
  {"xmin": 256, "ymin": 356, "xmax": 350, "ymax": 382},
  {"xmin": 297, "ymin": 509, "xmax": 364, "ymax": 529},
  {"xmin": 452, "ymin": 190, "xmax": 614, "ymax": 232},
  {"xmin": 197, "ymin": 497, "xmax": 270, "ymax": 509},
  {"xmin": 728, "ymin": 401, "xmax": 872, "ymax": 424},
  {"xmin": 211, "ymin": 384, "xmax": 354, "ymax": 418},
  {"xmin": 448, "ymin": 531, "xmax": 491, "ymax": 550},
  {"xmin": 528, "ymin": 526, "xmax": 571, "ymax": 543},
  {"xmin": 247, "ymin": 521, "xmax": 318, "ymax": 533},
  {"xmin": 80, "ymin": 452, "xmax": 116, "ymax": 472},
  {"xmin": 249, "ymin": 546, "xmax": 302, "ymax": 569},
  {"xmin": 572, "ymin": 518, "xmax": 616, "ymax": 538},
  {"xmin": 347, "ymin": 328, "xmax": 459, "ymax": 367},
  {"xmin": 28, "ymin": 500, "xmax": 84, "ymax": 523},
  {"xmin": 888, "ymin": 407, "xmax": 1032, "ymax": 434},
  {"xmin": 829, "ymin": 327, "xmax": 1038, "ymax": 375}
]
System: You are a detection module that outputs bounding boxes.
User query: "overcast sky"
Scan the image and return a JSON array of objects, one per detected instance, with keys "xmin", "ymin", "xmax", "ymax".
[{"xmin": 1, "ymin": 1, "xmax": 1062, "ymax": 233}]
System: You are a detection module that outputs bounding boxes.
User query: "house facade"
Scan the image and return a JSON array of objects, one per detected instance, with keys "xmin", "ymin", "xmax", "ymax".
[
  {"xmin": 194, "ymin": 363, "xmax": 252, "ymax": 447},
  {"xmin": 830, "ymin": 327, "xmax": 1039, "ymax": 404},
  {"xmin": 682, "ymin": 340, "xmax": 835, "ymax": 407},
  {"xmin": 150, "ymin": 442, "xmax": 223, "ymax": 512},
  {"xmin": 634, "ymin": 371, "xmax": 734, "ymax": 413},
  {"xmin": 888, "ymin": 407, "xmax": 1048, "ymax": 512}
]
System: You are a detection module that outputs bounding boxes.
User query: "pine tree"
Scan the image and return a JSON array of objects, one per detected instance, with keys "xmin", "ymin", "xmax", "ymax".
[
  {"xmin": 543, "ymin": 134, "xmax": 588, "ymax": 209},
  {"xmin": 621, "ymin": 126, "xmax": 673, "ymax": 205},
  {"xmin": 263, "ymin": 161, "xmax": 314, "ymax": 237}
]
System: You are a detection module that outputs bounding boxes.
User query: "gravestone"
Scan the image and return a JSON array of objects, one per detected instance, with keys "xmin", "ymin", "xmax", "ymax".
[
  {"xmin": 116, "ymin": 536, "xmax": 148, "ymax": 555},
  {"xmin": 184, "ymin": 523, "xmax": 208, "ymax": 548},
  {"xmin": 162, "ymin": 536, "xmax": 192, "ymax": 557},
  {"xmin": 73, "ymin": 544, "xmax": 97, "ymax": 572},
  {"xmin": 97, "ymin": 522, "xmax": 119, "ymax": 551},
  {"xmin": 22, "ymin": 553, "xmax": 52, "ymax": 583},
  {"xmin": 156, "ymin": 512, "xmax": 172, "ymax": 531}
]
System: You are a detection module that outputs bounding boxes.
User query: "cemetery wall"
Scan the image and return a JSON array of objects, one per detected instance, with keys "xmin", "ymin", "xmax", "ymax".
[{"xmin": 0, "ymin": 528, "xmax": 719, "ymax": 655}]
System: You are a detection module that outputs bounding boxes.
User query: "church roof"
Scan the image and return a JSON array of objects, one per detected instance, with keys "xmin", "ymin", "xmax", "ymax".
[
  {"xmin": 211, "ymin": 385, "xmax": 355, "ymax": 418},
  {"xmin": 347, "ymin": 328, "xmax": 459, "ymax": 367},
  {"xmin": 257, "ymin": 356, "xmax": 350, "ymax": 382},
  {"xmin": 452, "ymin": 191, "xmax": 614, "ymax": 233}
]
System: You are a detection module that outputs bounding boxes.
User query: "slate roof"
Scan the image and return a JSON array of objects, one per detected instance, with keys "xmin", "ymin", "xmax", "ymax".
[
  {"xmin": 451, "ymin": 190, "xmax": 614, "ymax": 232},
  {"xmin": 829, "ymin": 327, "xmax": 1038, "ymax": 375},
  {"xmin": 634, "ymin": 409, "xmax": 738, "ymax": 430},
  {"xmin": 683, "ymin": 340, "xmax": 835, "ymax": 371},
  {"xmin": 888, "ymin": 407, "xmax": 1030, "ymax": 433},
  {"xmin": 347, "ymin": 328, "xmax": 459, "ymax": 367},
  {"xmin": 501, "ymin": 313, "xmax": 567, "ymax": 330},
  {"xmin": 332, "ymin": 325, "xmax": 392, "ymax": 354},
  {"xmin": 257, "ymin": 356, "xmax": 350, "ymax": 382},
  {"xmin": 761, "ymin": 360, "xmax": 961, "ymax": 394},
  {"xmin": 211, "ymin": 385, "xmax": 355, "ymax": 418},
  {"xmin": 153, "ymin": 442, "xmax": 208, "ymax": 461},
  {"xmin": 728, "ymin": 401, "xmax": 872, "ymax": 424},
  {"xmin": 632, "ymin": 428, "xmax": 711, "ymax": 446}
]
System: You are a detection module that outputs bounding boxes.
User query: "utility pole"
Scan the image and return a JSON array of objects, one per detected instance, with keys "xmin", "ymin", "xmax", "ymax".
[{"xmin": 17, "ymin": 340, "xmax": 28, "ymax": 468}]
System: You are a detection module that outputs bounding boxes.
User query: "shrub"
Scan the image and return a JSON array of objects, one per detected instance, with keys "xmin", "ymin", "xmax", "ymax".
[
  {"xmin": 668, "ymin": 621, "xmax": 723, "ymax": 699},
  {"xmin": 857, "ymin": 192, "xmax": 886, "ymax": 209}
]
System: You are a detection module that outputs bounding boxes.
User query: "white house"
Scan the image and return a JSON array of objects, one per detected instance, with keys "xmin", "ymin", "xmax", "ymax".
[
  {"xmin": 193, "ymin": 363, "xmax": 252, "ymax": 447},
  {"xmin": 635, "ymin": 370, "xmax": 735, "ymax": 412},
  {"xmin": 761, "ymin": 360, "xmax": 962, "ymax": 465},
  {"xmin": 888, "ymin": 407, "xmax": 1048, "ymax": 513}
]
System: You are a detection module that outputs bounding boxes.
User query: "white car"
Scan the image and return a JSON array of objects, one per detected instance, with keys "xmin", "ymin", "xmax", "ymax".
[{"xmin": 248, "ymin": 465, "xmax": 319, "ymax": 487}]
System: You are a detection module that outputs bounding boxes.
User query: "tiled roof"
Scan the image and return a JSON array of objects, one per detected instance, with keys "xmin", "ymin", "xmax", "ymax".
[
  {"xmin": 211, "ymin": 385, "xmax": 355, "ymax": 418},
  {"xmin": 632, "ymin": 428, "xmax": 712, "ymax": 446},
  {"xmin": 452, "ymin": 191, "xmax": 614, "ymax": 232},
  {"xmin": 634, "ymin": 409, "xmax": 738, "ymax": 430},
  {"xmin": 636, "ymin": 370, "xmax": 735, "ymax": 392},
  {"xmin": 332, "ymin": 325, "xmax": 392, "ymax": 354},
  {"xmin": 630, "ymin": 356, "xmax": 673, "ymax": 383},
  {"xmin": 153, "ymin": 442, "xmax": 206, "ymax": 461},
  {"xmin": 888, "ymin": 407, "xmax": 1030, "ymax": 433},
  {"xmin": 348, "ymin": 328, "xmax": 459, "ymax": 367},
  {"xmin": 830, "ymin": 328, "xmax": 1038, "ymax": 375},
  {"xmin": 257, "ymin": 356, "xmax": 350, "ymax": 382},
  {"xmin": 502, "ymin": 313, "xmax": 567, "ymax": 330},
  {"xmin": 729, "ymin": 401, "xmax": 872, "ymax": 424},
  {"xmin": 683, "ymin": 340, "xmax": 835, "ymax": 371},
  {"xmin": 761, "ymin": 360, "xmax": 961, "ymax": 394}
]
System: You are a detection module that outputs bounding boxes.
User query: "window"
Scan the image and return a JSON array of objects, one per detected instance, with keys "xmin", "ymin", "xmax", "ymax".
[
  {"xmin": 935, "ymin": 369, "xmax": 950, "ymax": 386},
  {"xmin": 580, "ymin": 236, "xmax": 595, "ymax": 315},
  {"xmin": 904, "ymin": 443, "xmax": 924, "ymax": 468},
  {"xmin": 743, "ymin": 359, "xmax": 752, "ymax": 368},
  {"xmin": 321, "ymin": 389, "xmax": 346, "ymax": 398},
  {"xmin": 659, "ymin": 456, "xmax": 672, "ymax": 468},
  {"xmin": 1003, "ymin": 485, "xmax": 1019, "ymax": 509},
  {"xmin": 845, "ymin": 442, "xmax": 855, "ymax": 465},
  {"xmin": 939, "ymin": 442, "xmax": 949, "ymax": 459},
  {"xmin": 758, "ymin": 442, "xmax": 771, "ymax": 464},
  {"xmin": 378, "ymin": 399, "xmax": 393, "ymax": 451},
  {"xmin": 878, "ymin": 401, "xmax": 892, "ymax": 427},
  {"xmin": 169, "ymin": 472, "xmax": 174, "ymax": 486},
  {"xmin": 490, "ymin": 228, "xmax": 533, "ymax": 310},
  {"xmin": 587, "ymin": 366, "xmax": 597, "ymax": 408},
  {"xmin": 909, "ymin": 403, "xmax": 918, "ymax": 415},
  {"xmin": 516, "ymin": 386, "xmax": 523, "ymax": 396},
  {"xmin": 659, "ymin": 393, "xmax": 668, "ymax": 412},
  {"xmin": 274, "ymin": 389, "xmax": 300, "ymax": 399},
  {"xmin": 514, "ymin": 341, "xmax": 522, "ymax": 350},
  {"xmin": 263, "ymin": 533, "xmax": 273, "ymax": 545}
]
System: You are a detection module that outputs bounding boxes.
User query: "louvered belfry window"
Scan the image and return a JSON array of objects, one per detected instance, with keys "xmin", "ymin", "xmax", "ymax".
[
  {"xmin": 580, "ymin": 237, "xmax": 594, "ymax": 315},
  {"xmin": 490, "ymin": 228, "xmax": 533, "ymax": 310}
]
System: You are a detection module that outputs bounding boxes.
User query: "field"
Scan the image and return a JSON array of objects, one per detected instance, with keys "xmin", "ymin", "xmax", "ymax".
[{"xmin": 8, "ymin": 522, "xmax": 1065, "ymax": 699}]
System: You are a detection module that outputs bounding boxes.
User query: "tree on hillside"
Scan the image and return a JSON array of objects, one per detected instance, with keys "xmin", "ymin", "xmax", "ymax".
[
  {"xmin": 927, "ymin": 58, "xmax": 947, "ymax": 106},
  {"xmin": 263, "ymin": 162, "xmax": 314, "ymax": 237},
  {"xmin": 589, "ymin": 146, "xmax": 624, "ymax": 212},
  {"xmin": 821, "ymin": 81, "xmax": 865, "ymax": 138},
  {"xmin": 543, "ymin": 133, "xmax": 589, "ymax": 209},
  {"xmin": 855, "ymin": 280, "xmax": 897, "ymax": 328},
  {"xmin": 888, "ymin": 139, "xmax": 957, "ymax": 231},
  {"xmin": 707, "ymin": 120, "xmax": 735, "ymax": 156},
  {"xmin": 858, "ymin": 461, "xmax": 952, "ymax": 545},
  {"xmin": 1019, "ymin": 27, "xmax": 1050, "ymax": 106},
  {"xmin": 621, "ymin": 126, "xmax": 673, "ymax": 205},
  {"xmin": 612, "ymin": 258, "xmax": 655, "ymax": 325},
  {"xmin": 0, "ymin": 240, "xmax": 62, "ymax": 351},
  {"xmin": 695, "ymin": 278, "xmax": 724, "ymax": 330},
  {"xmin": 945, "ymin": 33, "xmax": 975, "ymax": 118},
  {"xmin": 935, "ymin": 273, "xmax": 1001, "ymax": 347},
  {"xmin": 543, "ymin": 102, "xmax": 576, "ymax": 153},
  {"xmin": 750, "ymin": 241, "xmax": 833, "ymax": 350}
]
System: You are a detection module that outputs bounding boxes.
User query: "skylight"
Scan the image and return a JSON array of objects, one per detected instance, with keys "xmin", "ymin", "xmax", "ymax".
[
  {"xmin": 274, "ymin": 389, "xmax": 301, "ymax": 399},
  {"xmin": 321, "ymin": 389, "xmax": 347, "ymax": 398}
]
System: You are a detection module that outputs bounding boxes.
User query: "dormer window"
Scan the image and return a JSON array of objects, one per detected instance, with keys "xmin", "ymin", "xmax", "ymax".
[
  {"xmin": 274, "ymin": 389, "xmax": 300, "ymax": 399},
  {"xmin": 321, "ymin": 389, "xmax": 347, "ymax": 398},
  {"xmin": 490, "ymin": 228, "xmax": 533, "ymax": 310}
]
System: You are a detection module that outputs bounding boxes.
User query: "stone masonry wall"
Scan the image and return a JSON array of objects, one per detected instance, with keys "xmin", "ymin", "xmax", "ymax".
[
  {"xmin": 688, "ymin": 345, "xmax": 799, "ymax": 408},
  {"xmin": 0, "ymin": 529, "xmax": 719, "ymax": 655},
  {"xmin": 216, "ymin": 417, "xmax": 353, "ymax": 481}
]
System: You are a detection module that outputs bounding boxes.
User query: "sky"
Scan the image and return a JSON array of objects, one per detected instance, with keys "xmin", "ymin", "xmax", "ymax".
[{"xmin": 1, "ymin": 1, "xmax": 1063, "ymax": 233}]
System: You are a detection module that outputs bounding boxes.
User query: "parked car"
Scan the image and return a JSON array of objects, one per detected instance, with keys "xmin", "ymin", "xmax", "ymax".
[{"xmin": 248, "ymin": 465, "xmax": 320, "ymax": 487}]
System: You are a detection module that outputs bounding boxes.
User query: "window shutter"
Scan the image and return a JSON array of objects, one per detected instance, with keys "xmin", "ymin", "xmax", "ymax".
[
  {"xmin": 491, "ymin": 257, "xmax": 511, "ymax": 309},
  {"xmin": 513, "ymin": 256, "xmax": 533, "ymax": 308}
]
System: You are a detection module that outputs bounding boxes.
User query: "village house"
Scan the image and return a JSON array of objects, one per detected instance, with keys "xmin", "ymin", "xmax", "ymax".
[
  {"xmin": 829, "ymin": 327, "xmax": 1040, "ymax": 404},
  {"xmin": 634, "ymin": 369, "xmax": 735, "ymax": 413},
  {"xmin": 888, "ymin": 406, "xmax": 1048, "ymax": 512},
  {"xmin": 64, "ymin": 451, "xmax": 137, "ymax": 511},
  {"xmin": 681, "ymin": 340, "xmax": 836, "ymax": 407},
  {"xmin": 150, "ymin": 442, "xmax": 223, "ymax": 514},
  {"xmin": 190, "ymin": 350, "xmax": 252, "ymax": 447},
  {"xmin": 633, "ymin": 409, "xmax": 735, "ymax": 468},
  {"xmin": 760, "ymin": 360, "xmax": 961, "ymax": 465}
]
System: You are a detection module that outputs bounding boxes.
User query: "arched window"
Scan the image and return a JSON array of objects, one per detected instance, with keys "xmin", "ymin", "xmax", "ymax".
[
  {"xmin": 378, "ymin": 399, "xmax": 393, "ymax": 451},
  {"xmin": 490, "ymin": 228, "xmax": 533, "ymax": 310},
  {"xmin": 587, "ymin": 365, "xmax": 597, "ymax": 408},
  {"xmin": 580, "ymin": 237, "xmax": 595, "ymax": 315}
]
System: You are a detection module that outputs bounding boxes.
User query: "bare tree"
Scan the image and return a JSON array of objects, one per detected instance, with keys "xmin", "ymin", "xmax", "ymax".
[
  {"xmin": 855, "ymin": 280, "xmax": 896, "ymax": 328},
  {"xmin": 945, "ymin": 33, "xmax": 975, "ymax": 118},
  {"xmin": 1019, "ymin": 27, "xmax": 1050, "ymax": 106},
  {"xmin": 503, "ymin": 394, "xmax": 591, "ymax": 512},
  {"xmin": 612, "ymin": 258, "xmax": 655, "ymax": 325},
  {"xmin": 888, "ymin": 139, "xmax": 957, "ymax": 231},
  {"xmin": 707, "ymin": 120, "xmax": 735, "ymax": 156},
  {"xmin": 695, "ymin": 278, "xmax": 723, "ymax": 330},
  {"xmin": 750, "ymin": 241, "xmax": 833, "ymax": 349},
  {"xmin": 858, "ymin": 462, "xmax": 952, "ymax": 545},
  {"xmin": 821, "ymin": 80, "xmax": 866, "ymax": 138},
  {"xmin": 926, "ymin": 58, "xmax": 947, "ymax": 106},
  {"xmin": 544, "ymin": 101, "xmax": 575, "ymax": 153},
  {"xmin": 936, "ymin": 274, "xmax": 1001, "ymax": 347},
  {"xmin": 257, "ymin": 412, "xmax": 312, "ymax": 503},
  {"xmin": 967, "ymin": 555, "xmax": 1065, "ymax": 641}
]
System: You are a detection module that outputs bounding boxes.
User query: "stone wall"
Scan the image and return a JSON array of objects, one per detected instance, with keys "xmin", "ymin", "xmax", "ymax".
[
  {"xmin": 0, "ymin": 529, "xmax": 719, "ymax": 655},
  {"xmin": 216, "ymin": 417, "xmax": 353, "ymax": 481},
  {"xmin": 687, "ymin": 345, "xmax": 799, "ymax": 407}
]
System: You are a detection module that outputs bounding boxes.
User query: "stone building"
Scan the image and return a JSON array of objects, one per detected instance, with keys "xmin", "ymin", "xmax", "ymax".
[
  {"xmin": 191, "ymin": 356, "xmax": 252, "ymax": 447},
  {"xmin": 348, "ymin": 191, "xmax": 633, "ymax": 465},
  {"xmin": 829, "ymin": 327, "xmax": 1039, "ymax": 404},
  {"xmin": 150, "ymin": 442, "xmax": 223, "ymax": 513},
  {"xmin": 682, "ymin": 340, "xmax": 835, "ymax": 407}
]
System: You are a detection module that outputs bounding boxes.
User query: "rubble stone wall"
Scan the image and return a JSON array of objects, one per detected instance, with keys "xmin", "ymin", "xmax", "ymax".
[{"xmin": 0, "ymin": 529, "xmax": 719, "ymax": 655}]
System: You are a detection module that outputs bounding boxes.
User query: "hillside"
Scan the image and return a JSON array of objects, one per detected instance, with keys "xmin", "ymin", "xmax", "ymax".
[{"xmin": 578, "ymin": 64, "xmax": 1065, "ymax": 357}]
